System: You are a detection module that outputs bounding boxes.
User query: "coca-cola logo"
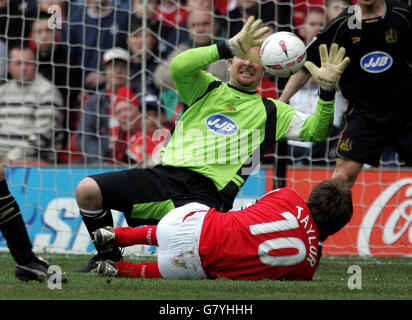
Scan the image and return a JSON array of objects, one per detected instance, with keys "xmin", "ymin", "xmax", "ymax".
[{"xmin": 357, "ymin": 178, "xmax": 412, "ymax": 256}]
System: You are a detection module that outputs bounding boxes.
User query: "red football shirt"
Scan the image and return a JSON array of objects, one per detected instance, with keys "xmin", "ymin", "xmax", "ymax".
[{"xmin": 198, "ymin": 188, "xmax": 320, "ymax": 280}]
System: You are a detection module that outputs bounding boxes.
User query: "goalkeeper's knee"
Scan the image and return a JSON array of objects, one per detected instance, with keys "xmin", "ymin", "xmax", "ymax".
[{"xmin": 75, "ymin": 177, "xmax": 103, "ymax": 211}]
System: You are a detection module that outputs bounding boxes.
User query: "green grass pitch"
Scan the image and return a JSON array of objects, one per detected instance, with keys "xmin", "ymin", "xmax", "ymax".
[{"xmin": 0, "ymin": 252, "xmax": 411, "ymax": 300}]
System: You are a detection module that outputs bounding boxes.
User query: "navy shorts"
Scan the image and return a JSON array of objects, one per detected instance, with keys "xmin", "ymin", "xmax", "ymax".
[
  {"xmin": 90, "ymin": 165, "xmax": 222, "ymax": 226},
  {"xmin": 336, "ymin": 104, "xmax": 412, "ymax": 167}
]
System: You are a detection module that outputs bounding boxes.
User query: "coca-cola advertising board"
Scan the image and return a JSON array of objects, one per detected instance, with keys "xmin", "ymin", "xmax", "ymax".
[{"xmin": 284, "ymin": 168, "xmax": 412, "ymax": 257}]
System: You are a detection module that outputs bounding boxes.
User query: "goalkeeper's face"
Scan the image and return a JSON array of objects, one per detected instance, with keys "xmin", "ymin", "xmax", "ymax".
[{"xmin": 228, "ymin": 47, "xmax": 264, "ymax": 91}]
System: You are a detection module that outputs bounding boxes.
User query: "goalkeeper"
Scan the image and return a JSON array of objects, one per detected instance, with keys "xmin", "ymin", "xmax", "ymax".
[{"xmin": 74, "ymin": 16, "xmax": 350, "ymax": 272}]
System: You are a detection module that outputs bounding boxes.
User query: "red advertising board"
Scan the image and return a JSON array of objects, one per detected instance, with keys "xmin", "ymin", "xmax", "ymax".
[{"xmin": 272, "ymin": 168, "xmax": 412, "ymax": 257}]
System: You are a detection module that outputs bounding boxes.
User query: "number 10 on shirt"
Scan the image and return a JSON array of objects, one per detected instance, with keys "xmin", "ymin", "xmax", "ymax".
[{"xmin": 250, "ymin": 210, "xmax": 318, "ymax": 267}]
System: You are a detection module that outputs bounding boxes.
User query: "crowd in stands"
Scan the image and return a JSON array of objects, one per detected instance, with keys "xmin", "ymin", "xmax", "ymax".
[{"xmin": 0, "ymin": 0, "xmax": 401, "ymax": 167}]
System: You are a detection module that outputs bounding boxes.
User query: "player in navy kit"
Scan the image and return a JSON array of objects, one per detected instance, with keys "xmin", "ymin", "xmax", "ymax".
[
  {"xmin": 93, "ymin": 180, "xmax": 352, "ymax": 281},
  {"xmin": 0, "ymin": 164, "xmax": 67, "ymax": 282},
  {"xmin": 280, "ymin": 0, "xmax": 412, "ymax": 188}
]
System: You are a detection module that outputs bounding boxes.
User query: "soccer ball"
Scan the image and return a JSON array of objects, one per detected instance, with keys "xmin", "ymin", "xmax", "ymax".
[{"xmin": 260, "ymin": 32, "xmax": 307, "ymax": 78}]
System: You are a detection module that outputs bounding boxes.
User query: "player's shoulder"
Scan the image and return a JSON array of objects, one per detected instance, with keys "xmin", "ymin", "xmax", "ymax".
[
  {"xmin": 263, "ymin": 187, "xmax": 305, "ymax": 204},
  {"xmin": 282, "ymin": 187, "xmax": 305, "ymax": 201},
  {"xmin": 390, "ymin": 0, "xmax": 412, "ymax": 12},
  {"xmin": 320, "ymin": 9, "xmax": 353, "ymax": 35},
  {"xmin": 307, "ymin": 10, "xmax": 352, "ymax": 50},
  {"xmin": 257, "ymin": 188, "xmax": 309, "ymax": 219},
  {"xmin": 390, "ymin": 0, "xmax": 412, "ymax": 27}
]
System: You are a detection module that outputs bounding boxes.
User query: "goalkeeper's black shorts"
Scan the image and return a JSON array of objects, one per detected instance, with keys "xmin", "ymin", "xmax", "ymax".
[
  {"xmin": 336, "ymin": 104, "xmax": 412, "ymax": 167},
  {"xmin": 89, "ymin": 165, "xmax": 222, "ymax": 226}
]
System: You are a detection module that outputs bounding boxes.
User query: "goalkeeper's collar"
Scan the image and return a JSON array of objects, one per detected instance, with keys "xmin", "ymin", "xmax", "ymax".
[{"xmin": 227, "ymin": 83, "xmax": 257, "ymax": 95}]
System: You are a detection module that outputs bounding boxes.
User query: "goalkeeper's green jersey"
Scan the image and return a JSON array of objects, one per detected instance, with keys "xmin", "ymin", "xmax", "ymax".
[{"xmin": 161, "ymin": 43, "xmax": 334, "ymax": 206}]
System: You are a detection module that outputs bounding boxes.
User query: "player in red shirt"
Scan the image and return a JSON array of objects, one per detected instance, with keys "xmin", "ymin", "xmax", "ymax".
[{"xmin": 93, "ymin": 179, "xmax": 352, "ymax": 280}]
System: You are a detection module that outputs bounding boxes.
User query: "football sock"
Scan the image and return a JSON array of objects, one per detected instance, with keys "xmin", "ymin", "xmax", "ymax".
[
  {"xmin": 115, "ymin": 261, "xmax": 161, "ymax": 278},
  {"xmin": 113, "ymin": 226, "xmax": 158, "ymax": 247},
  {"xmin": 80, "ymin": 208, "xmax": 113, "ymax": 239},
  {"xmin": 0, "ymin": 179, "xmax": 36, "ymax": 265}
]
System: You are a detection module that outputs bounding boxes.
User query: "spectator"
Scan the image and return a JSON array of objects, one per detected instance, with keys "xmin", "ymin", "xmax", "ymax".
[
  {"xmin": 37, "ymin": 0, "xmax": 67, "ymax": 17},
  {"xmin": 227, "ymin": 0, "xmax": 276, "ymax": 37},
  {"xmin": 30, "ymin": 11, "xmax": 82, "ymax": 130},
  {"xmin": 145, "ymin": 94, "xmax": 169, "ymax": 129},
  {"xmin": 226, "ymin": 0, "xmax": 325, "ymax": 35},
  {"xmin": 112, "ymin": 86, "xmax": 164, "ymax": 166},
  {"xmin": 132, "ymin": 0, "xmax": 159, "ymax": 21},
  {"xmin": 293, "ymin": 0, "xmax": 325, "ymax": 28},
  {"xmin": 75, "ymin": 47, "xmax": 130, "ymax": 164},
  {"xmin": 154, "ymin": 0, "xmax": 193, "ymax": 58},
  {"xmin": 153, "ymin": 10, "xmax": 229, "ymax": 120},
  {"xmin": 62, "ymin": 0, "xmax": 130, "ymax": 90},
  {"xmin": 131, "ymin": 0, "xmax": 176, "ymax": 60},
  {"xmin": 287, "ymin": 8, "xmax": 347, "ymax": 166},
  {"xmin": 215, "ymin": 0, "xmax": 230, "ymax": 14},
  {"xmin": 128, "ymin": 16, "xmax": 160, "ymax": 98},
  {"xmin": 0, "ymin": 0, "xmax": 37, "ymax": 46},
  {"xmin": 156, "ymin": 0, "xmax": 189, "ymax": 27},
  {"xmin": 325, "ymin": 0, "xmax": 352, "ymax": 22},
  {"xmin": 297, "ymin": 7, "xmax": 325, "ymax": 45},
  {"xmin": 0, "ymin": 44, "xmax": 64, "ymax": 164},
  {"xmin": 186, "ymin": 0, "xmax": 214, "ymax": 11},
  {"xmin": 185, "ymin": 9, "xmax": 225, "ymax": 48},
  {"xmin": 187, "ymin": 0, "xmax": 228, "ymax": 31},
  {"xmin": 0, "ymin": 0, "xmax": 36, "ymax": 82},
  {"xmin": 36, "ymin": 0, "xmax": 68, "ymax": 38}
]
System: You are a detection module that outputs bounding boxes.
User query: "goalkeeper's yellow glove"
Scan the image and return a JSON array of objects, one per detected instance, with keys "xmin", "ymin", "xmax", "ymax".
[
  {"xmin": 304, "ymin": 43, "xmax": 351, "ymax": 91},
  {"xmin": 228, "ymin": 16, "xmax": 270, "ymax": 64}
]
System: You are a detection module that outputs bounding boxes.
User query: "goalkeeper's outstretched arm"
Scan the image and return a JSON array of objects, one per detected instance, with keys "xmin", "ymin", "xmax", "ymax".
[
  {"xmin": 279, "ymin": 43, "xmax": 350, "ymax": 104},
  {"xmin": 276, "ymin": 43, "xmax": 350, "ymax": 142},
  {"xmin": 170, "ymin": 16, "xmax": 269, "ymax": 106}
]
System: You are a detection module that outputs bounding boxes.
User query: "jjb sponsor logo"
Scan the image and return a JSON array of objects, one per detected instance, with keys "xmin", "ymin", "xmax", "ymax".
[
  {"xmin": 206, "ymin": 114, "xmax": 238, "ymax": 136},
  {"xmin": 360, "ymin": 51, "xmax": 393, "ymax": 73}
]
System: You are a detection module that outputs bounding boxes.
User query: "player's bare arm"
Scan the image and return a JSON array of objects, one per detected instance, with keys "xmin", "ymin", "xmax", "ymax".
[{"xmin": 278, "ymin": 68, "xmax": 311, "ymax": 103}]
